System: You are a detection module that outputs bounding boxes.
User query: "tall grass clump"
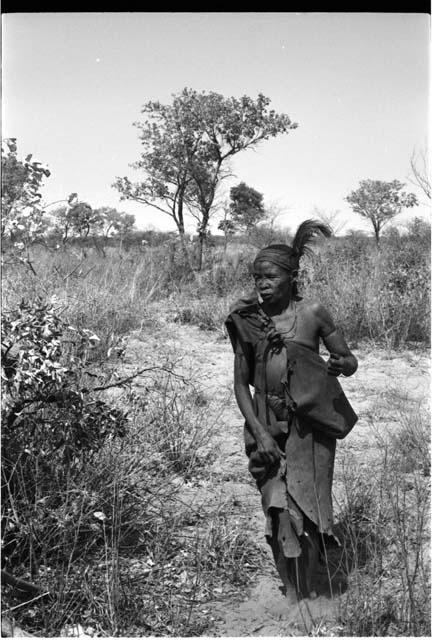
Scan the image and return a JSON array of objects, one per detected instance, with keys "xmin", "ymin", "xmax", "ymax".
[
  {"xmin": 302, "ymin": 224, "xmax": 430, "ymax": 347},
  {"xmin": 2, "ymin": 246, "xmax": 170, "ymax": 353},
  {"xmin": 135, "ymin": 371, "xmax": 219, "ymax": 477},
  {"xmin": 335, "ymin": 402, "xmax": 430, "ymax": 636},
  {"xmin": 170, "ymin": 221, "xmax": 430, "ymax": 349},
  {"xmin": 4, "ymin": 220, "xmax": 429, "ymax": 351}
]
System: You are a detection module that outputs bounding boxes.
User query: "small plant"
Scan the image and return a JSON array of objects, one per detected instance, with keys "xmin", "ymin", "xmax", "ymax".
[
  {"xmin": 142, "ymin": 374, "xmax": 217, "ymax": 477},
  {"xmin": 173, "ymin": 295, "xmax": 228, "ymax": 332},
  {"xmin": 197, "ymin": 510, "xmax": 262, "ymax": 586}
]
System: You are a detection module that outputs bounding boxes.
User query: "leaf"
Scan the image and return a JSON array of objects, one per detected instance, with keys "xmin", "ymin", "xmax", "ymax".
[{"xmin": 93, "ymin": 511, "xmax": 106, "ymax": 521}]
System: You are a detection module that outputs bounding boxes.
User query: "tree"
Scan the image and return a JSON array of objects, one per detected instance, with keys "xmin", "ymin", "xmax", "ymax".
[
  {"xmin": 228, "ymin": 182, "xmax": 266, "ymax": 232},
  {"xmin": 114, "ymin": 88, "xmax": 297, "ymax": 269},
  {"xmin": 113, "ymin": 94, "xmax": 198, "ymax": 269},
  {"xmin": 180, "ymin": 91, "xmax": 297, "ymax": 269},
  {"xmin": 404, "ymin": 217, "xmax": 431, "ymax": 250},
  {"xmin": 217, "ymin": 205, "xmax": 236, "ymax": 253},
  {"xmin": 52, "ymin": 194, "xmax": 102, "ymax": 248},
  {"xmin": 409, "ymin": 147, "xmax": 431, "ymax": 201},
  {"xmin": 1, "ymin": 139, "xmax": 51, "ymax": 270},
  {"xmin": 345, "ymin": 179, "xmax": 418, "ymax": 245},
  {"xmin": 68, "ymin": 202, "xmax": 101, "ymax": 242},
  {"xmin": 95, "ymin": 207, "xmax": 136, "ymax": 253}
]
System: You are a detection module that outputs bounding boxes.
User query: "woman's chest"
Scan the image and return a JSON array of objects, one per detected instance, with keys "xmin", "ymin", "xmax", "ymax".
[{"xmin": 272, "ymin": 307, "xmax": 319, "ymax": 351}]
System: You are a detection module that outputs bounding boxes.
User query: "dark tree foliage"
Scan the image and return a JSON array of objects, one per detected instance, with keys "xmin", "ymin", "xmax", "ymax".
[{"xmin": 228, "ymin": 182, "xmax": 266, "ymax": 232}]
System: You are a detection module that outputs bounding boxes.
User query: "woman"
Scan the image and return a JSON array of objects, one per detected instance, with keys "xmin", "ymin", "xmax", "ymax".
[{"xmin": 225, "ymin": 220, "xmax": 358, "ymax": 599}]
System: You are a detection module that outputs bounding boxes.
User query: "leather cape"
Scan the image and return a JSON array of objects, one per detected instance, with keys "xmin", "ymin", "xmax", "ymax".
[{"xmin": 225, "ymin": 293, "xmax": 358, "ymax": 553}]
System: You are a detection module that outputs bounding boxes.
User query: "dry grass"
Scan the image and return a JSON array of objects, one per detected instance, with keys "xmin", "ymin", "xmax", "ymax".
[
  {"xmin": 332, "ymin": 399, "xmax": 430, "ymax": 636},
  {"xmin": 2, "ymin": 233, "xmax": 430, "ymax": 636}
]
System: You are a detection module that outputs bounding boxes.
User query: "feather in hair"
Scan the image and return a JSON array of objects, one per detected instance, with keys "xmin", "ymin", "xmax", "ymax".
[{"xmin": 291, "ymin": 219, "xmax": 332, "ymax": 259}]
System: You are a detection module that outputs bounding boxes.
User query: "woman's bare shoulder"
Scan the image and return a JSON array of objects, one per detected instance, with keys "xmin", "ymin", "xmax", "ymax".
[
  {"xmin": 297, "ymin": 298, "xmax": 335, "ymax": 331},
  {"xmin": 296, "ymin": 297, "xmax": 329, "ymax": 316}
]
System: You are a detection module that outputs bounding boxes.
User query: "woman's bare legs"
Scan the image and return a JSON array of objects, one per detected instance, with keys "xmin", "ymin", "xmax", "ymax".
[{"xmin": 269, "ymin": 510, "xmax": 320, "ymax": 599}]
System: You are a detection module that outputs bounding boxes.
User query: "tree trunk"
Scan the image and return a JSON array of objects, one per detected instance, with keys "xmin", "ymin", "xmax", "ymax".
[
  {"xmin": 176, "ymin": 191, "xmax": 195, "ymax": 273},
  {"xmin": 197, "ymin": 231, "xmax": 205, "ymax": 271},
  {"xmin": 373, "ymin": 222, "xmax": 381, "ymax": 246},
  {"xmin": 223, "ymin": 231, "xmax": 228, "ymax": 254},
  {"xmin": 177, "ymin": 223, "xmax": 195, "ymax": 274},
  {"xmin": 196, "ymin": 208, "xmax": 211, "ymax": 271}
]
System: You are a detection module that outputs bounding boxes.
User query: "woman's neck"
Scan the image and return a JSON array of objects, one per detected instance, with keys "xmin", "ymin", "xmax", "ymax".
[{"xmin": 261, "ymin": 295, "xmax": 294, "ymax": 317}]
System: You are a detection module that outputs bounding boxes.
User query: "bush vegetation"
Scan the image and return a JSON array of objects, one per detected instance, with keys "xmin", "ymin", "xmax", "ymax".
[
  {"xmin": 2, "ymin": 214, "xmax": 430, "ymax": 635},
  {"xmin": 1, "ymin": 290, "xmax": 260, "ymax": 635}
]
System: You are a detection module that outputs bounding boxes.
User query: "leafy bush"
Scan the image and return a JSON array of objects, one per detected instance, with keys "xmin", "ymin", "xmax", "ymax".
[
  {"xmin": 1, "ymin": 295, "xmax": 244, "ymax": 636},
  {"xmin": 1, "ymin": 299, "xmax": 128, "ymax": 566}
]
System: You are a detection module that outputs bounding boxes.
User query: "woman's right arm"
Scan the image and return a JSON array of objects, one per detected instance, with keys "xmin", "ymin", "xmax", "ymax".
[{"xmin": 234, "ymin": 350, "xmax": 283, "ymax": 466}]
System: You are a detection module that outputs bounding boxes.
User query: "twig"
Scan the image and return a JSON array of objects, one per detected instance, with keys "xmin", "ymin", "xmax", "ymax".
[
  {"xmin": 2, "ymin": 591, "xmax": 50, "ymax": 614},
  {"xmin": 61, "ymin": 259, "xmax": 86, "ymax": 281},
  {"xmin": 88, "ymin": 365, "xmax": 181, "ymax": 393},
  {"xmin": 24, "ymin": 258, "xmax": 38, "ymax": 277},
  {"xmin": 80, "ymin": 265, "xmax": 96, "ymax": 279},
  {"xmin": 5, "ymin": 367, "xmax": 189, "ymax": 424},
  {"xmin": 144, "ymin": 275, "xmax": 163, "ymax": 304}
]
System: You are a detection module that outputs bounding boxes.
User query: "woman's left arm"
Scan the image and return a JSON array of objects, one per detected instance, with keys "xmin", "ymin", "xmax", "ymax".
[{"xmin": 314, "ymin": 304, "xmax": 358, "ymax": 377}]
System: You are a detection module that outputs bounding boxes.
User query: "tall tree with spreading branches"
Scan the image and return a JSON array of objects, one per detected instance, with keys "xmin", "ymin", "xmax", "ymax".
[
  {"xmin": 345, "ymin": 179, "xmax": 418, "ymax": 245},
  {"xmin": 114, "ymin": 88, "xmax": 297, "ymax": 269}
]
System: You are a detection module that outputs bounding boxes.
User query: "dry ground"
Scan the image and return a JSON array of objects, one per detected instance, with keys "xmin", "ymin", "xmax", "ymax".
[{"xmin": 126, "ymin": 314, "xmax": 430, "ymax": 637}]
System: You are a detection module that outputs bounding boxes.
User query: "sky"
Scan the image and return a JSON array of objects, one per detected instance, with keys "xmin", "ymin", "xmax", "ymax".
[{"xmin": 3, "ymin": 12, "xmax": 430, "ymax": 235}]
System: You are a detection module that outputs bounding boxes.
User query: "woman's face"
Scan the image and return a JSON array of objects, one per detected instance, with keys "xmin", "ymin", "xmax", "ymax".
[{"xmin": 253, "ymin": 260, "xmax": 293, "ymax": 305}]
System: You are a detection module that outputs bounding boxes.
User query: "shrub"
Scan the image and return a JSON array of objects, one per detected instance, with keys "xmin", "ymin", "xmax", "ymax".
[
  {"xmin": 173, "ymin": 295, "xmax": 228, "ymax": 332},
  {"xmin": 140, "ymin": 374, "xmax": 217, "ymax": 477},
  {"xmin": 1, "ymin": 299, "xmax": 128, "ymax": 567}
]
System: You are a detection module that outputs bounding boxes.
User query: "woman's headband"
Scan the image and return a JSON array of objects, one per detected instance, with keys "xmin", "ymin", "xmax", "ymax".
[
  {"xmin": 253, "ymin": 220, "xmax": 332, "ymax": 274},
  {"xmin": 253, "ymin": 245, "xmax": 298, "ymax": 273}
]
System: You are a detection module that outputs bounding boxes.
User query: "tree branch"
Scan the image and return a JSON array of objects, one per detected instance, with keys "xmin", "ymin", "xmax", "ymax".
[{"xmin": 85, "ymin": 365, "xmax": 186, "ymax": 393}]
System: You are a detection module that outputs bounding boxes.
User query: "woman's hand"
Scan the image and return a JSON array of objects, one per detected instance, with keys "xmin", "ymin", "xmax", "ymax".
[
  {"xmin": 256, "ymin": 431, "xmax": 285, "ymax": 466},
  {"xmin": 327, "ymin": 352, "xmax": 345, "ymax": 376},
  {"xmin": 323, "ymin": 327, "xmax": 358, "ymax": 377}
]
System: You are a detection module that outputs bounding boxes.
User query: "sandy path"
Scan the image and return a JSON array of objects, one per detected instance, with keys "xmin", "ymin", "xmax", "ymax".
[{"xmin": 127, "ymin": 319, "xmax": 430, "ymax": 636}]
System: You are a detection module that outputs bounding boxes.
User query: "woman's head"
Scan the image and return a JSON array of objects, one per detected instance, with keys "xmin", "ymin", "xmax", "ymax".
[
  {"xmin": 252, "ymin": 220, "xmax": 332, "ymax": 301},
  {"xmin": 253, "ymin": 259, "xmax": 297, "ymax": 304}
]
